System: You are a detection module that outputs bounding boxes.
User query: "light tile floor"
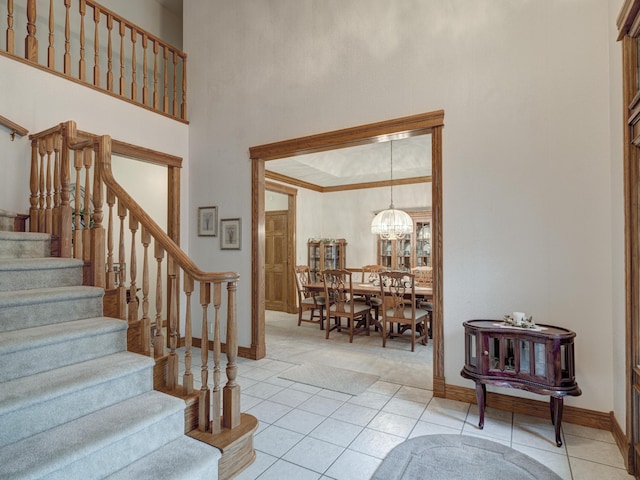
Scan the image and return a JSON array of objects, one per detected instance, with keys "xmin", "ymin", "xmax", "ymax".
[{"xmin": 180, "ymin": 311, "xmax": 632, "ymax": 480}]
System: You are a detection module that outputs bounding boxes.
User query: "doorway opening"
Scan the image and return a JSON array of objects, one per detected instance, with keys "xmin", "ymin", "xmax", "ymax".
[{"xmin": 249, "ymin": 111, "xmax": 445, "ymax": 395}]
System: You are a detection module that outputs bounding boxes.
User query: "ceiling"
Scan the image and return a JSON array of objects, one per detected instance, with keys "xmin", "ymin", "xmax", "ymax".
[{"xmin": 265, "ymin": 135, "xmax": 432, "ymax": 189}]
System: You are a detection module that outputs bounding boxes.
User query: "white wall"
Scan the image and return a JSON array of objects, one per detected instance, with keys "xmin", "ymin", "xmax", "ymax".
[{"xmin": 185, "ymin": 0, "xmax": 621, "ymax": 413}]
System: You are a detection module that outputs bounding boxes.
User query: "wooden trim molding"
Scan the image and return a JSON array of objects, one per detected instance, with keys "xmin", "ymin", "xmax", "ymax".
[
  {"xmin": 612, "ymin": 411, "xmax": 634, "ymax": 473},
  {"xmin": 445, "ymin": 383, "xmax": 611, "ymax": 431}
]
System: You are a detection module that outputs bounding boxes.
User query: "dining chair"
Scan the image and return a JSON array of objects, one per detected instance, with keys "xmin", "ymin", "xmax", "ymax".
[
  {"xmin": 411, "ymin": 266, "xmax": 433, "ymax": 339},
  {"xmin": 294, "ymin": 265, "xmax": 327, "ymax": 329},
  {"xmin": 323, "ymin": 269, "xmax": 371, "ymax": 342},
  {"xmin": 358, "ymin": 265, "xmax": 386, "ymax": 327},
  {"xmin": 379, "ymin": 271, "xmax": 429, "ymax": 351}
]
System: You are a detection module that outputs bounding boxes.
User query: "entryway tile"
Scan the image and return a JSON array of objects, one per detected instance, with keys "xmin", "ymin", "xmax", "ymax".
[
  {"xmin": 367, "ymin": 410, "xmax": 417, "ymax": 438},
  {"xmin": 254, "ymin": 425, "xmax": 304, "ymax": 457},
  {"xmin": 274, "ymin": 409, "xmax": 327, "ymax": 435},
  {"xmin": 511, "ymin": 444, "xmax": 572, "ymax": 480},
  {"xmin": 283, "ymin": 436, "xmax": 345, "ymax": 473},
  {"xmin": 258, "ymin": 459, "xmax": 321, "ymax": 480},
  {"xmin": 310, "ymin": 417, "xmax": 364, "ymax": 447},
  {"xmin": 349, "ymin": 428, "xmax": 404, "ymax": 459},
  {"xmin": 325, "ymin": 449, "xmax": 381, "ymax": 480},
  {"xmin": 234, "ymin": 450, "xmax": 277, "ymax": 480},
  {"xmin": 565, "ymin": 435, "xmax": 626, "ymax": 468},
  {"xmin": 569, "ymin": 457, "xmax": 634, "ymax": 479},
  {"xmin": 331, "ymin": 402, "xmax": 379, "ymax": 427}
]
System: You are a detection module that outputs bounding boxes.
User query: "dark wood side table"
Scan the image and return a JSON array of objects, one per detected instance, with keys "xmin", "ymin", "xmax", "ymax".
[{"xmin": 460, "ymin": 320, "xmax": 581, "ymax": 447}]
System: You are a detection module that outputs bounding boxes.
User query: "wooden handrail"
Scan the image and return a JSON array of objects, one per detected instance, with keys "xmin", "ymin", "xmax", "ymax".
[{"xmin": 0, "ymin": 115, "xmax": 28, "ymax": 138}]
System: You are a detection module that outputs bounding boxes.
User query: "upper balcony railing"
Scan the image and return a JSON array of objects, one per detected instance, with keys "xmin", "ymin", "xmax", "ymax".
[{"xmin": 3, "ymin": 0, "xmax": 187, "ymax": 121}]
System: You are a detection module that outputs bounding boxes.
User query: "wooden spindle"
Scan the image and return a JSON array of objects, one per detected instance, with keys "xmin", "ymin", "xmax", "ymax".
[
  {"xmin": 223, "ymin": 280, "xmax": 240, "ymax": 429},
  {"xmin": 211, "ymin": 282, "xmax": 222, "ymax": 434},
  {"xmin": 106, "ymin": 15, "xmax": 113, "ymax": 91},
  {"xmin": 128, "ymin": 215, "xmax": 139, "ymax": 322},
  {"xmin": 105, "ymin": 188, "xmax": 115, "ymax": 289},
  {"xmin": 183, "ymin": 274, "xmax": 194, "ymax": 394},
  {"xmin": 52, "ymin": 134, "xmax": 61, "ymax": 236},
  {"xmin": 6, "ymin": 0, "xmax": 14, "ymax": 55},
  {"xmin": 199, "ymin": 282, "xmax": 211, "ymax": 432},
  {"xmin": 63, "ymin": 0, "xmax": 70, "ymax": 74},
  {"xmin": 142, "ymin": 35, "xmax": 148, "ymax": 105},
  {"xmin": 38, "ymin": 141, "xmax": 45, "ymax": 233},
  {"xmin": 29, "ymin": 140, "xmax": 39, "ymax": 232},
  {"xmin": 140, "ymin": 225, "xmax": 151, "ymax": 356},
  {"xmin": 153, "ymin": 241, "xmax": 164, "ymax": 357},
  {"xmin": 25, "ymin": 0, "xmax": 37, "ymax": 62},
  {"xmin": 93, "ymin": 6, "xmax": 100, "ymax": 86},
  {"xmin": 117, "ymin": 198, "xmax": 127, "ymax": 319},
  {"xmin": 45, "ymin": 137, "xmax": 53, "ymax": 233},
  {"xmin": 79, "ymin": 0, "xmax": 86, "ymax": 81},
  {"xmin": 73, "ymin": 150, "xmax": 83, "ymax": 258},
  {"xmin": 172, "ymin": 51, "xmax": 178, "ymax": 115},
  {"xmin": 82, "ymin": 148, "xmax": 92, "ymax": 263},
  {"xmin": 152, "ymin": 40, "xmax": 159, "ymax": 108},
  {"xmin": 163, "ymin": 46, "xmax": 169, "ymax": 112},
  {"xmin": 181, "ymin": 54, "xmax": 187, "ymax": 120},
  {"xmin": 48, "ymin": 0, "xmax": 54, "ymax": 68},
  {"xmin": 118, "ymin": 20, "xmax": 125, "ymax": 95},
  {"xmin": 131, "ymin": 29, "xmax": 137, "ymax": 101},
  {"xmin": 167, "ymin": 257, "xmax": 178, "ymax": 390}
]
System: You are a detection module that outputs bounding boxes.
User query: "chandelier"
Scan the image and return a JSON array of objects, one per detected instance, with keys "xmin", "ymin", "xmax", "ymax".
[{"xmin": 371, "ymin": 141, "xmax": 413, "ymax": 240}]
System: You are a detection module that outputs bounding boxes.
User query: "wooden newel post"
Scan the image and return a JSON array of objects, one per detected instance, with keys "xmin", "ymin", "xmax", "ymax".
[
  {"xmin": 223, "ymin": 279, "xmax": 240, "ymax": 429},
  {"xmin": 59, "ymin": 133, "xmax": 72, "ymax": 257},
  {"xmin": 90, "ymin": 137, "xmax": 106, "ymax": 288},
  {"xmin": 29, "ymin": 139, "xmax": 39, "ymax": 232},
  {"xmin": 25, "ymin": 0, "xmax": 37, "ymax": 62}
]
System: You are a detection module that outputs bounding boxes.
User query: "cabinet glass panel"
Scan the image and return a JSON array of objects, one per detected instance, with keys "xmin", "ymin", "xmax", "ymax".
[
  {"xmin": 505, "ymin": 338, "xmax": 515, "ymax": 372},
  {"xmin": 468, "ymin": 333, "xmax": 476, "ymax": 368},
  {"xmin": 489, "ymin": 337, "xmax": 500, "ymax": 371},
  {"xmin": 396, "ymin": 238, "xmax": 411, "ymax": 271},
  {"xmin": 379, "ymin": 239, "xmax": 393, "ymax": 270},
  {"xmin": 519, "ymin": 340, "xmax": 530, "ymax": 374},
  {"xmin": 534, "ymin": 342, "xmax": 546, "ymax": 377},
  {"xmin": 415, "ymin": 221, "xmax": 431, "ymax": 267},
  {"xmin": 560, "ymin": 344, "xmax": 570, "ymax": 379}
]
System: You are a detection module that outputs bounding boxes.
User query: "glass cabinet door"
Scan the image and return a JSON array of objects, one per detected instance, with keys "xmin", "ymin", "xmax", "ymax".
[
  {"xmin": 415, "ymin": 221, "xmax": 431, "ymax": 267},
  {"xmin": 378, "ymin": 239, "xmax": 393, "ymax": 270},
  {"xmin": 396, "ymin": 238, "xmax": 411, "ymax": 271}
]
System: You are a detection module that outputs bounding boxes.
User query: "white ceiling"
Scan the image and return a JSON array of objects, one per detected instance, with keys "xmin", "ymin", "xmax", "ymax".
[{"xmin": 265, "ymin": 135, "xmax": 432, "ymax": 188}]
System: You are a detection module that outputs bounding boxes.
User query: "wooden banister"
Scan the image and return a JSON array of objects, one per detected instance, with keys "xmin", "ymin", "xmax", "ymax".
[{"xmin": 3, "ymin": 0, "xmax": 187, "ymax": 121}]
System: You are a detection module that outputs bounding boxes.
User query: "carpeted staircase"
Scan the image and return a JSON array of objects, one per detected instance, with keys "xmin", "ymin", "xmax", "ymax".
[{"xmin": 0, "ymin": 227, "xmax": 221, "ymax": 479}]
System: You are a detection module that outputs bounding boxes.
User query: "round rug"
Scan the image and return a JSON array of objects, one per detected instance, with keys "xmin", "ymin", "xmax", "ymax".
[{"xmin": 371, "ymin": 434, "xmax": 562, "ymax": 480}]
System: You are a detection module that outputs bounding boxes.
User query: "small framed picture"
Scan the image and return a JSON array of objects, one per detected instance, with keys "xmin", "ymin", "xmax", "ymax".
[
  {"xmin": 198, "ymin": 206, "xmax": 217, "ymax": 236},
  {"xmin": 220, "ymin": 218, "xmax": 241, "ymax": 250}
]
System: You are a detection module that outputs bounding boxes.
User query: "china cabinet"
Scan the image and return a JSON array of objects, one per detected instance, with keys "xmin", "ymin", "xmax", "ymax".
[
  {"xmin": 377, "ymin": 210, "xmax": 431, "ymax": 271},
  {"xmin": 307, "ymin": 239, "xmax": 347, "ymax": 282},
  {"xmin": 461, "ymin": 320, "xmax": 581, "ymax": 447}
]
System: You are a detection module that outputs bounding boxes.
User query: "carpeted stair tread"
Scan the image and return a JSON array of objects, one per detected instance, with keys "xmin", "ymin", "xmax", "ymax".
[
  {"xmin": 0, "ymin": 317, "xmax": 126, "ymax": 355},
  {"xmin": 105, "ymin": 435, "xmax": 221, "ymax": 480},
  {"xmin": 0, "ymin": 317, "xmax": 127, "ymax": 382},
  {"xmin": 0, "ymin": 257, "xmax": 82, "ymax": 291},
  {"xmin": 0, "ymin": 390, "xmax": 186, "ymax": 480},
  {"xmin": 0, "ymin": 286, "xmax": 104, "ymax": 332},
  {"xmin": 0, "ymin": 352, "xmax": 155, "ymax": 448},
  {"xmin": 0, "ymin": 231, "xmax": 50, "ymax": 258}
]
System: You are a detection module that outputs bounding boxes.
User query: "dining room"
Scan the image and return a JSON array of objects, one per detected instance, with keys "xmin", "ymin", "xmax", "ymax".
[{"xmin": 261, "ymin": 130, "xmax": 435, "ymax": 387}]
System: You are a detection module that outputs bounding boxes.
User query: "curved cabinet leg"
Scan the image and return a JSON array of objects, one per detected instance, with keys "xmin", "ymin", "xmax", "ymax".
[
  {"xmin": 475, "ymin": 382, "xmax": 486, "ymax": 429},
  {"xmin": 551, "ymin": 396, "xmax": 564, "ymax": 447}
]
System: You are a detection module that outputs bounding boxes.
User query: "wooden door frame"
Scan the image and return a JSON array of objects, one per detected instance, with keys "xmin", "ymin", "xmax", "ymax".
[
  {"xmin": 248, "ymin": 110, "xmax": 446, "ymax": 396},
  {"xmin": 265, "ymin": 181, "xmax": 297, "ymax": 314}
]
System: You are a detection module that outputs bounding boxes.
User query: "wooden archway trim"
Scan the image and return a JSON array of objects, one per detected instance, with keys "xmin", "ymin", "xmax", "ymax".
[{"xmin": 249, "ymin": 111, "xmax": 445, "ymax": 396}]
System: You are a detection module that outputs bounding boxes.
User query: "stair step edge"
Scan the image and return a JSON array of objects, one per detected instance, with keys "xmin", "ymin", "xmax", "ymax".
[
  {"xmin": 0, "ymin": 352, "xmax": 154, "ymax": 416},
  {"xmin": 0, "ymin": 286, "xmax": 103, "ymax": 308},
  {"xmin": 105, "ymin": 436, "xmax": 221, "ymax": 480},
  {"xmin": 0, "ymin": 391, "xmax": 186, "ymax": 480},
  {"xmin": 0, "ymin": 231, "xmax": 50, "ymax": 241},
  {"xmin": 0, "ymin": 257, "xmax": 83, "ymax": 270},
  {"xmin": 0, "ymin": 317, "xmax": 127, "ymax": 355}
]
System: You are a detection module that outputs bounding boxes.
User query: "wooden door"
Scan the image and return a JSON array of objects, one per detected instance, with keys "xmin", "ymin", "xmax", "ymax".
[{"xmin": 265, "ymin": 210, "xmax": 289, "ymax": 311}]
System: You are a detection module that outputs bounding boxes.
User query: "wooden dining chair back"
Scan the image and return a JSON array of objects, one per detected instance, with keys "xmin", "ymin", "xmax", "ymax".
[
  {"xmin": 357, "ymin": 264, "xmax": 386, "ymax": 324},
  {"xmin": 379, "ymin": 271, "xmax": 428, "ymax": 351},
  {"xmin": 323, "ymin": 269, "xmax": 371, "ymax": 342},
  {"xmin": 411, "ymin": 266, "xmax": 433, "ymax": 287},
  {"xmin": 294, "ymin": 265, "xmax": 327, "ymax": 329}
]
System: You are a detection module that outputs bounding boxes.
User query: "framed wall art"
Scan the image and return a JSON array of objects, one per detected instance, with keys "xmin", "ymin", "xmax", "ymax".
[
  {"xmin": 198, "ymin": 206, "xmax": 217, "ymax": 236},
  {"xmin": 220, "ymin": 218, "xmax": 241, "ymax": 250}
]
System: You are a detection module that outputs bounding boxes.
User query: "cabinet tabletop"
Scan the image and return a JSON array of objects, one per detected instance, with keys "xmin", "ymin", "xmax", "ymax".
[{"xmin": 463, "ymin": 319, "xmax": 575, "ymax": 337}]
